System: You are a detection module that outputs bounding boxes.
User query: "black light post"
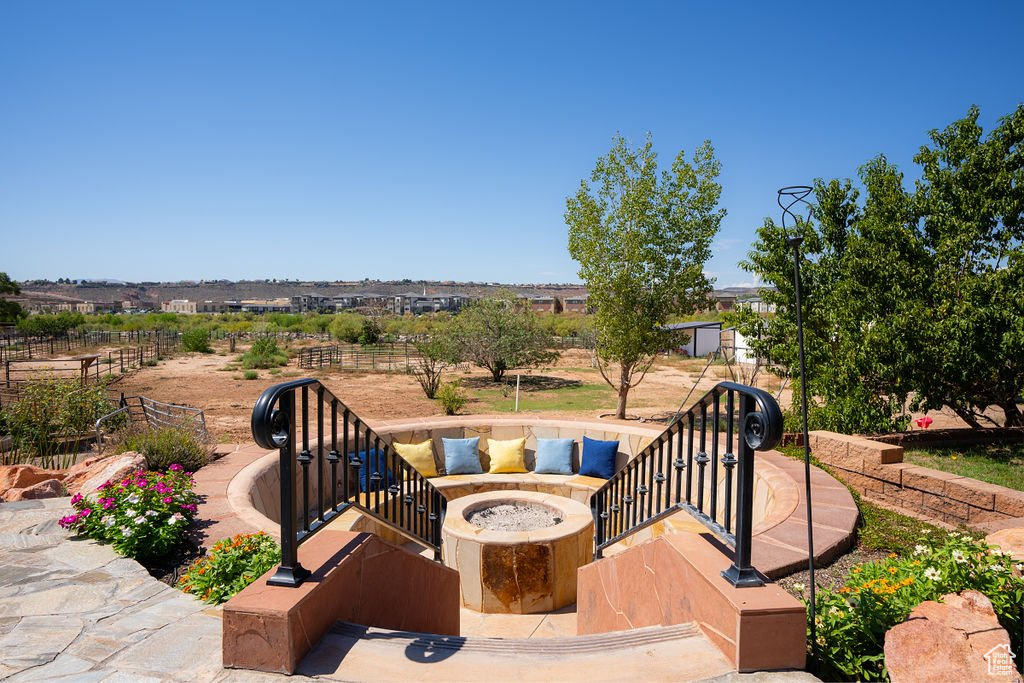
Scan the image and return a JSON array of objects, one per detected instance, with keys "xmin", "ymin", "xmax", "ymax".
[{"xmin": 777, "ymin": 185, "xmax": 817, "ymax": 669}]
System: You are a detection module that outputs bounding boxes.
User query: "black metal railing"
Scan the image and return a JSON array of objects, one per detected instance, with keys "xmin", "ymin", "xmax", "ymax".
[
  {"xmin": 251, "ymin": 378, "xmax": 446, "ymax": 587},
  {"xmin": 590, "ymin": 381, "xmax": 782, "ymax": 587}
]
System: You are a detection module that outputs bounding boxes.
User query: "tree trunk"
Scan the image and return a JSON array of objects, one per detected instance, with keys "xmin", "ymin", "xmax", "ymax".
[
  {"xmin": 1000, "ymin": 400, "xmax": 1024, "ymax": 428},
  {"xmin": 951, "ymin": 405, "xmax": 983, "ymax": 429},
  {"xmin": 615, "ymin": 361, "xmax": 631, "ymax": 419}
]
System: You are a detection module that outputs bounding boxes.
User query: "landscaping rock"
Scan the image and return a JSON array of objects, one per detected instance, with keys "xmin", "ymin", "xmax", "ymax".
[
  {"xmin": 986, "ymin": 526, "xmax": 1024, "ymax": 562},
  {"xmin": 64, "ymin": 453, "xmax": 147, "ymax": 496},
  {"xmin": 0, "ymin": 465, "xmax": 56, "ymax": 495},
  {"xmin": 1, "ymin": 478, "xmax": 65, "ymax": 502},
  {"xmin": 885, "ymin": 590, "xmax": 1020, "ymax": 682}
]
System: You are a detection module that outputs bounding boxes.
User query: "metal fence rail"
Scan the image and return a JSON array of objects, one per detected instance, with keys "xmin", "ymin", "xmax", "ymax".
[
  {"xmin": 0, "ymin": 330, "xmax": 179, "ymax": 363},
  {"xmin": 295, "ymin": 343, "xmax": 421, "ymax": 372},
  {"xmin": 94, "ymin": 394, "xmax": 208, "ymax": 446},
  {"xmin": 251, "ymin": 378, "xmax": 446, "ymax": 587},
  {"xmin": 590, "ymin": 381, "xmax": 782, "ymax": 587}
]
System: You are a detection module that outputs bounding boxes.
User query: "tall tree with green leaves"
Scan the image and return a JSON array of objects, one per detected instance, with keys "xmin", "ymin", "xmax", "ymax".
[
  {"xmin": 565, "ymin": 134, "xmax": 723, "ymax": 419},
  {"xmin": 446, "ymin": 291, "xmax": 558, "ymax": 382},
  {"xmin": 0, "ymin": 272, "xmax": 25, "ymax": 324},
  {"xmin": 739, "ymin": 104, "xmax": 1024, "ymax": 431}
]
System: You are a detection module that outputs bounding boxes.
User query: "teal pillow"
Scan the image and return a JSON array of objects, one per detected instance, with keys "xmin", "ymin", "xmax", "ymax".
[
  {"xmin": 442, "ymin": 437, "xmax": 482, "ymax": 475},
  {"xmin": 534, "ymin": 438, "xmax": 574, "ymax": 475},
  {"xmin": 579, "ymin": 436, "xmax": 618, "ymax": 479}
]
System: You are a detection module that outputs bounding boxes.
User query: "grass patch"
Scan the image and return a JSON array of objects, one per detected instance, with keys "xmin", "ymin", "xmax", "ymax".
[
  {"xmin": 902, "ymin": 442, "xmax": 1024, "ymax": 491},
  {"xmin": 468, "ymin": 381, "xmax": 614, "ymax": 413}
]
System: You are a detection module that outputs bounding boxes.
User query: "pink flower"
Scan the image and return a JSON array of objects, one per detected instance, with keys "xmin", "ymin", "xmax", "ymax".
[
  {"xmin": 169, "ymin": 464, "xmax": 183, "ymax": 472},
  {"xmin": 58, "ymin": 514, "xmax": 79, "ymax": 528},
  {"xmin": 70, "ymin": 493, "xmax": 83, "ymax": 505},
  {"xmin": 80, "ymin": 508, "xmax": 92, "ymax": 517},
  {"xmin": 162, "ymin": 497, "xmax": 173, "ymax": 504},
  {"xmin": 98, "ymin": 480, "xmax": 112, "ymax": 490},
  {"xmin": 103, "ymin": 499, "xmax": 116, "ymax": 510}
]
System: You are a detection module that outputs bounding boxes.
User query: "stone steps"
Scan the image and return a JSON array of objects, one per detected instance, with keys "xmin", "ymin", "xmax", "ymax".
[{"xmin": 296, "ymin": 620, "xmax": 736, "ymax": 682}]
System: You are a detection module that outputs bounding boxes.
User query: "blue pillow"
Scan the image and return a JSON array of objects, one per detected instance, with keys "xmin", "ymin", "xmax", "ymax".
[
  {"xmin": 351, "ymin": 448, "xmax": 395, "ymax": 492},
  {"xmin": 534, "ymin": 438, "xmax": 575, "ymax": 475},
  {"xmin": 442, "ymin": 437, "xmax": 482, "ymax": 475},
  {"xmin": 579, "ymin": 436, "xmax": 618, "ymax": 479}
]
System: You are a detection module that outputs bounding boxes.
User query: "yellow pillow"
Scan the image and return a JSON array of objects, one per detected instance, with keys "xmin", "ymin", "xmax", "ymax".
[
  {"xmin": 487, "ymin": 437, "xmax": 527, "ymax": 474},
  {"xmin": 392, "ymin": 440, "xmax": 438, "ymax": 478}
]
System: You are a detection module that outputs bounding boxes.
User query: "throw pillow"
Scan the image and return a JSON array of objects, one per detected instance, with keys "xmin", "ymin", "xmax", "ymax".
[
  {"xmin": 579, "ymin": 436, "xmax": 618, "ymax": 479},
  {"xmin": 351, "ymin": 448, "xmax": 395, "ymax": 492},
  {"xmin": 487, "ymin": 437, "xmax": 528, "ymax": 474},
  {"xmin": 442, "ymin": 436, "xmax": 483, "ymax": 475},
  {"xmin": 392, "ymin": 440, "xmax": 439, "ymax": 478},
  {"xmin": 533, "ymin": 438, "xmax": 575, "ymax": 475}
]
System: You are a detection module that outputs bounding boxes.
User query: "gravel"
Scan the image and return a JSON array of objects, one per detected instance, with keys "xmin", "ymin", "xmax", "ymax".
[{"xmin": 467, "ymin": 502, "xmax": 562, "ymax": 531}]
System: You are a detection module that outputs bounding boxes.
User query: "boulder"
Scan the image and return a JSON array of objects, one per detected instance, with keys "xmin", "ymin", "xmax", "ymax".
[
  {"xmin": 2, "ymin": 478, "xmax": 65, "ymax": 502},
  {"xmin": 986, "ymin": 526, "xmax": 1024, "ymax": 562},
  {"xmin": 885, "ymin": 590, "xmax": 1020, "ymax": 682},
  {"xmin": 0, "ymin": 465, "xmax": 57, "ymax": 494},
  {"xmin": 65, "ymin": 453, "xmax": 147, "ymax": 496}
]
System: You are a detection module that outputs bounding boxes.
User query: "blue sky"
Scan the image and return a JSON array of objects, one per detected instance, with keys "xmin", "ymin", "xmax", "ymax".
[{"xmin": 1, "ymin": 1, "xmax": 1021, "ymax": 286}]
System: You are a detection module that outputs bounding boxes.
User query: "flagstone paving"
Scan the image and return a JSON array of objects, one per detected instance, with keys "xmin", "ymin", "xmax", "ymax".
[{"xmin": 0, "ymin": 483, "xmax": 818, "ymax": 682}]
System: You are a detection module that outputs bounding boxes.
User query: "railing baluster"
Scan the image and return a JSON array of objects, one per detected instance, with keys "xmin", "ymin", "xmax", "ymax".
[
  {"xmin": 723, "ymin": 390, "xmax": 737, "ymax": 532},
  {"xmin": 328, "ymin": 398, "xmax": 339, "ymax": 511},
  {"xmin": 710, "ymin": 391, "xmax": 720, "ymax": 523},
  {"xmin": 685, "ymin": 413, "xmax": 694, "ymax": 504},
  {"xmin": 696, "ymin": 402, "xmax": 708, "ymax": 513},
  {"xmin": 298, "ymin": 386, "xmax": 311, "ymax": 532},
  {"xmin": 342, "ymin": 408, "xmax": 350, "ymax": 505},
  {"xmin": 316, "ymin": 386, "xmax": 324, "ymax": 522}
]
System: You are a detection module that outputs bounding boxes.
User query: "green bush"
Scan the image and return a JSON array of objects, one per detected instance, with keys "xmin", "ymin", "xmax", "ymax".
[
  {"xmin": 243, "ymin": 370, "xmax": 258, "ymax": 380},
  {"xmin": 1, "ymin": 379, "xmax": 118, "ymax": 467},
  {"xmin": 802, "ymin": 532, "xmax": 1024, "ymax": 680},
  {"xmin": 240, "ymin": 337, "xmax": 289, "ymax": 369},
  {"xmin": 118, "ymin": 427, "xmax": 210, "ymax": 472},
  {"xmin": 436, "ymin": 381, "xmax": 467, "ymax": 415},
  {"xmin": 59, "ymin": 465, "xmax": 198, "ymax": 562},
  {"xmin": 178, "ymin": 532, "xmax": 280, "ymax": 604},
  {"xmin": 181, "ymin": 328, "xmax": 213, "ymax": 353}
]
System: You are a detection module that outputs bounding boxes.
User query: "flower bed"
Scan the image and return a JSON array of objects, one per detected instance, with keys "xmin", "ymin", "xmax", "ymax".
[
  {"xmin": 800, "ymin": 531, "xmax": 1024, "ymax": 681},
  {"xmin": 179, "ymin": 532, "xmax": 280, "ymax": 604},
  {"xmin": 58, "ymin": 463, "xmax": 198, "ymax": 562}
]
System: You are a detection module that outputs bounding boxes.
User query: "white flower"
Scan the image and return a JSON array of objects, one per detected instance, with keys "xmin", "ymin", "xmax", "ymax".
[
  {"xmin": 990, "ymin": 564, "xmax": 1005, "ymax": 573},
  {"xmin": 989, "ymin": 548, "xmax": 1008, "ymax": 557},
  {"xmin": 145, "ymin": 510, "xmax": 158, "ymax": 517},
  {"xmin": 1015, "ymin": 563, "xmax": 1023, "ymax": 572},
  {"xmin": 133, "ymin": 515, "xmax": 146, "ymax": 525},
  {"xmin": 828, "ymin": 606, "xmax": 841, "ymax": 616},
  {"xmin": 951, "ymin": 550, "xmax": 967, "ymax": 564},
  {"xmin": 913, "ymin": 545, "xmax": 929, "ymax": 556},
  {"xmin": 792, "ymin": 582, "xmax": 805, "ymax": 592},
  {"xmin": 167, "ymin": 513, "xmax": 183, "ymax": 526},
  {"xmin": 127, "ymin": 493, "xmax": 141, "ymax": 505},
  {"xmin": 949, "ymin": 531, "xmax": 960, "ymax": 538},
  {"xmin": 102, "ymin": 516, "xmax": 115, "ymax": 527},
  {"xmin": 120, "ymin": 526, "xmax": 133, "ymax": 538},
  {"xmin": 924, "ymin": 567, "xmax": 941, "ymax": 581}
]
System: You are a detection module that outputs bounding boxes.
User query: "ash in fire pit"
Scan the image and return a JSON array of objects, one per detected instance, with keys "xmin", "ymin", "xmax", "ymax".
[{"xmin": 466, "ymin": 502, "xmax": 562, "ymax": 531}]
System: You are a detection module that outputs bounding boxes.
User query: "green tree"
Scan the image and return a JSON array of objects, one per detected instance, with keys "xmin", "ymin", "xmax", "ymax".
[
  {"xmin": 740, "ymin": 105, "xmax": 1024, "ymax": 431},
  {"xmin": 565, "ymin": 134, "xmax": 723, "ymax": 419},
  {"xmin": 412, "ymin": 329, "xmax": 459, "ymax": 399},
  {"xmin": 0, "ymin": 272, "xmax": 24, "ymax": 324},
  {"xmin": 446, "ymin": 292, "xmax": 558, "ymax": 382},
  {"xmin": 16, "ymin": 311, "xmax": 85, "ymax": 336}
]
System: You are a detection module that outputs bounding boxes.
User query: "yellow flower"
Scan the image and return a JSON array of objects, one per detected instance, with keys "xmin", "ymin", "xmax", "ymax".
[
  {"xmin": 888, "ymin": 567, "xmax": 898, "ymax": 575},
  {"xmin": 888, "ymin": 553, "xmax": 897, "ymax": 559}
]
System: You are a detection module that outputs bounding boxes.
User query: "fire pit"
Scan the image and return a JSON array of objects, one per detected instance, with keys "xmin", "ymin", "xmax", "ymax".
[{"xmin": 441, "ymin": 490, "xmax": 594, "ymax": 614}]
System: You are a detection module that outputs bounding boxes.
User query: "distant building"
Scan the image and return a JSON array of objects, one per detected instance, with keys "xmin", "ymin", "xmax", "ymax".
[
  {"xmin": 162, "ymin": 299, "xmax": 198, "ymax": 314},
  {"xmin": 736, "ymin": 296, "xmax": 775, "ymax": 314},
  {"xmin": 290, "ymin": 294, "xmax": 332, "ymax": 314},
  {"xmin": 239, "ymin": 298, "xmax": 292, "ymax": 314},
  {"xmin": 197, "ymin": 300, "xmax": 230, "ymax": 314},
  {"xmin": 390, "ymin": 293, "xmax": 470, "ymax": 315},
  {"xmin": 75, "ymin": 301, "xmax": 119, "ymax": 314},
  {"xmin": 562, "ymin": 294, "xmax": 590, "ymax": 314},
  {"xmin": 663, "ymin": 321, "xmax": 723, "ymax": 357},
  {"xmin": 528, "ymin": 295, "xmax": 562, "ymax": 314}
]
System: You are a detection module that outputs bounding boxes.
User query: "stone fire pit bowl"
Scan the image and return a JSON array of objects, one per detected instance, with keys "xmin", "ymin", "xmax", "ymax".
[{"xmin": 441, "ymin": 490, "xmax": 594, "ymax": 614}]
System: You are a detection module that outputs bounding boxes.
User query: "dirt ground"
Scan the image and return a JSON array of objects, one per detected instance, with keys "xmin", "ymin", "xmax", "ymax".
[{"xmin": 108, "ymin": 339, "xmax": 974, "ymax": 444}]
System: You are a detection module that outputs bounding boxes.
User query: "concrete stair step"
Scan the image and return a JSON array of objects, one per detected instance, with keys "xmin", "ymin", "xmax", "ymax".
[{"xmin": 298, "ymin": 620, "xmax": 735, "ymax": 682}]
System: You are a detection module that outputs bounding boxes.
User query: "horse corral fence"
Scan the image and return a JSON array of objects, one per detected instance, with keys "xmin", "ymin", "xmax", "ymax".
[
  {"xmin": 296, "ymin": 344, "xmax": 423, "ymax": 372},
  {"xmin": 0, "ymin": 330, "xmax": 179, "ymax": 363},
  {"xmin": 95, "ymin": 394, "xmax": 208, "ymax": 448}
]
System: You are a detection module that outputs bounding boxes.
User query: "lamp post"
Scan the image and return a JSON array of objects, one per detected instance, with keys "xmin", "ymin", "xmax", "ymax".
[{"xmin": 777, "ymin": 185, "xmax": 817, "ymax": 669}]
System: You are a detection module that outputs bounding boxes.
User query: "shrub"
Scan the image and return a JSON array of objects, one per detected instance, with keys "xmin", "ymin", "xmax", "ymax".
[
  {"xmin": 436, "ymin": 381, "xmax": 466, "ymax": 415},
  {"xmin": 1, "ymin": 379, "xmax": 118, "ymax": 467},
  {"xmin": 181, "ymin": 328, "xmax": 213, "ymax": 353},
  {"xmin": 118, "ymin": 427, "xmax": 210, "ymax": 472},
  {"xmin": 240, "ymin": 337, "xmax": 289, "ymax": 369},
  {"xmin": 243, "ymin": 370, "xmax": 258, "ymax": 380},
  {"xmin": 178, "ymin": 532, "xmax": 280, "ymax": 604},
  {"xmin": 802, "ymin": 532, "xmax": 1024, "ymax": 681},
  {"xmin": 58, "ymin": 465, "xmax": 198, "ymax": 562}
]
